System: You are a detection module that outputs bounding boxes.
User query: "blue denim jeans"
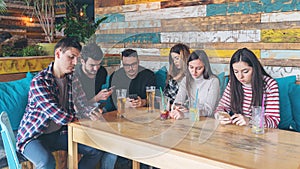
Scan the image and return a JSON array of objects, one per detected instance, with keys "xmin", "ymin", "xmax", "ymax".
[
  {"xmin": 101, "ymin": 152, "xmax": 117, "ymax": 169},
  {"xmin": 22, "ymin": 128, "xmax": 116, "ymax": 169}
]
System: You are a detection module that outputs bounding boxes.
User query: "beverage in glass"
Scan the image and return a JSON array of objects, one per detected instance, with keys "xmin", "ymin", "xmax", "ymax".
[
  {"xmin": 156, "ymin": 96, "xmax": 169, "ymax": 120},
  {"xmin": 251, "ymin": 106, "xmax": 264, "ymax": 134},
  {"xmin": 116, "ymin": 89, "xmax": 127, "ymax": 118},
  {"xmin": 189, "ymin": 99, "xmax": 199, "ymax": 121},
  {"xmin": 146, "ymin": 86, "xmax": 155, "ymax": 112}
]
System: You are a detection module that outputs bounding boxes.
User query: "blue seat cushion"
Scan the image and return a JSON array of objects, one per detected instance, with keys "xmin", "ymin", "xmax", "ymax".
[
  {"xmin": 217, "ymin": 72, "xmax": 229, "ymax": 97},
  {"xmin": 154, "ymin": 66, "xmax": 167, "ymax": 90},
  {"xmin": 0, "ymin": 72, "xmax": 33, "ymax": 130},
  {"xmin": 288, "ymin": 83, "xmax": 300, "ymax": 132},
  {"xmin": 275, "ymin": 76, "xmax": 296, "ymax": 130}
]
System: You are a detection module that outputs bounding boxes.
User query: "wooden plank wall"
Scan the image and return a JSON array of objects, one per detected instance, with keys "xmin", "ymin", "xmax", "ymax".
[
  {"xmin": 94, "ymin": 0, "xmax": 300, "ymax": 77},
  {"xmin": 0, "ymin": 1, "xmax": 45, "ymax": 44}
]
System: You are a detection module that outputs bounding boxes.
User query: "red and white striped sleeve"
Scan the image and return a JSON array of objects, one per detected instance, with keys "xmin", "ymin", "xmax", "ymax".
[
  {"xmin": 215, "ymin": 82, "xmax": 232, "ymax": 113},
  {"xmin": 264, "ymin": 76, "xmax": 280, "ymax": 128}
]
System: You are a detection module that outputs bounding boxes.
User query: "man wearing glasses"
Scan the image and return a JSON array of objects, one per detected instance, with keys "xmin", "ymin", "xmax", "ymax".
[{"xmin": 109, "ymin": 49, "xmax": 156, "ymax": 110}]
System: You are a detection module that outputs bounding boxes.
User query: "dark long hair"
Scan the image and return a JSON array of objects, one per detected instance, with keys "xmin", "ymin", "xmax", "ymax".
[
  {"xmin": 186, "ymin": 50, "xmax": 216, "ymax": 97},
  {"xmin": 229, "ymin": 48, "xmax": 271, "ymax": 114},
  {"xmin": 168, "ymin": 43, "xmax": 190, "ymax": 81}
]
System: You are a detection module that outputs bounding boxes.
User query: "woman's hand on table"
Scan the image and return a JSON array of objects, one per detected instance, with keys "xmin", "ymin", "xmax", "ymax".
[
  {"xmin": 170, "ymin": 104, "xmax": 187, "ymax": 119},
  {"xmin": 231, "ymin": 114, "xmax": 250, "ymax": 126},
  {"xmin": 215, "ymin": 111, "xmax": 249, "ymax": 126}
]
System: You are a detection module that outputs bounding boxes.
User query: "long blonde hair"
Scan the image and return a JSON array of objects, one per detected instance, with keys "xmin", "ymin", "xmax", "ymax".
[{"xmin": 168, "ymin": 43, "xmax": 190, "ymax": 81}]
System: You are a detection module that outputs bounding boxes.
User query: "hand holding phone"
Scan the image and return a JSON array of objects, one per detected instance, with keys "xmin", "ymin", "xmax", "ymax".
[
  {"xmin": 129, "ymin": 94, "xmax": 138, "ymax": 100},
  {"xmin": 98, "ymin": 102, "xmax": 106, "ymax": 109},
  {"xmin": 218, "ymin": 111, "xmax": 231, "ymax": 119}
]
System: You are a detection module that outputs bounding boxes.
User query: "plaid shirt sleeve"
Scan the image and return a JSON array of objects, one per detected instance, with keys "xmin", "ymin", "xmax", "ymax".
[
  {"xmin": 164, "ymin": 79, "xmax": 179, "ymax": 103},
  {"xmin": 31, "ymin": 77, "xmax": 74, "ymax": 125},
  {"xmin": 71, "ymin": 75, "xmax": 95, "ymax": 119}
]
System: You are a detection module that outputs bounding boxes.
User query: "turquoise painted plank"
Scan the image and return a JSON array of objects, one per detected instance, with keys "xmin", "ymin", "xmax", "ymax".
[
  {"xmin": 261, "ymin": 50, "xmax": 300, "ymax": 59},
  {"xmin": 96, "ymin": 33, "xmax": 161, "ymax": 43},
  {"xmin": 95, "ymin": 13, "xmax": 125, "ymax": 23},
  {"xmin": 100, "ymin": 20, "xmax": 161, "ymax": 30},
  {"xmin": 207, "ymin": 0, "xmax": 299, "ymax": 16}
]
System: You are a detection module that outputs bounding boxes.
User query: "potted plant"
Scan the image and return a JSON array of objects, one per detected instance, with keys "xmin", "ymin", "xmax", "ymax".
[
  {"xmin": 25, "ymin": 0, "xmax": 55, "ymax": 43},
  {"xmin": 55, "ymin": 2, "xmax": 107, "ymax": 43}
]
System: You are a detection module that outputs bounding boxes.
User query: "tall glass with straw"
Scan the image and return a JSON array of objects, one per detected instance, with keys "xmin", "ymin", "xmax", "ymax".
[{"xmin": 159, "ymin": 87, "xmax": 169, "ymax": 120}]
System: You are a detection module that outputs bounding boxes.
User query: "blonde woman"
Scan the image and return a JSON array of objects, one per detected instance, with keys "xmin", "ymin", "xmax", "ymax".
[{"xmin": 164, "ymin": 43, "xmax": 190, "ymax": 104}]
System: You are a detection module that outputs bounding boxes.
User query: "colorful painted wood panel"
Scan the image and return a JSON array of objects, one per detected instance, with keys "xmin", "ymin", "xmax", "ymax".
[
  {"xmin": 95, "ymin": 2, "xmax": 161, "ymax": 15},
  {"xmin": 0, "ymin": 56, "xmax": 53, "ymax": 74},
  {"xmin": 124, "ymin": 0, "xmax": 165, "ymax": 5},
  {"xmin": 96, "ymin": 13, "xmax": 125, "ymax": 23},
  {"xmin": 125, "ymin": 5, "xmax": 206, "ymax": 21},
  {"xmin": 261, "ymin": 28, "xmax": 300, "ymax": 42},
  {"xmin": 95, "ymin": 0, "xmax": 124, "ymax": 7},
  {"xmin": 96, "ymin": 33, "xmax": 161, "ymax": 43},
  {"xmin": 160, "ymin": 48, "xmax": 260, "ymax": 58},
  {"xmin": 207, "ymin": 0, "xmax": 300, "ymax": 16},
  {"xmin": 160, "ymin": 30, "xmax": 260, "ymax": 43},
  {"xmin": 261, "ymin": 11, "xmax": 300, "ymax": 22},
  {"xmin": 99, "ymin": 20, "xmax": 161, "ymax": 30},
  {"xmin": 123, "ymin": 2, "xmax": 161, "ymax": 12},
  {"xmin": 102, "ymin": 48, "xmax": 161, "ymax": 56},
  {"xmin": 261, "ymin": 50, "xmax": 300, "ymax": 59},
  {"xmin": 94, "ymin": 0, "xmax": 300, "ymax": 76}
]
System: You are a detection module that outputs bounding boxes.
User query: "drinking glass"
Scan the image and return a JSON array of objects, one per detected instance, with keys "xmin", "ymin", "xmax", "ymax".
[
  {"xmin": 251, "ymin": 106, "xmax": 264, "ymax": 134},
  {"xmin": 146, "ymin": 86, "xmax": 156, "ymax": 112},
  {"xmin": 155, "ymin": 96, "xmax": 169, "ymax": 120},
  {"xmin": 116, "ymin": 89, "xmax": 127, "ymax": 118},
  {"xmin": 189, "ymin": 99, "xmax": 199, "ymax": 122}
]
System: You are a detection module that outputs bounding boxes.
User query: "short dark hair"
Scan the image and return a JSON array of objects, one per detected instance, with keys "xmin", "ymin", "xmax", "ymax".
[
  {"xmin": 54, "ymin": 37, "xmax": 81, "ymax": 53},
  {"xmin": 121, "ymin": 49, "xmax": 138, "ymax": 58},
  {"xmin": 81, "ymin": 43, "xmax": 103, "ymax": 62}
]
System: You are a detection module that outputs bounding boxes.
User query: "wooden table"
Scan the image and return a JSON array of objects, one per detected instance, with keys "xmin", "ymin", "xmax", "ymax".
[{"xmin": 68, "ymin": 108, "xmax": 300, "ymax": 169}]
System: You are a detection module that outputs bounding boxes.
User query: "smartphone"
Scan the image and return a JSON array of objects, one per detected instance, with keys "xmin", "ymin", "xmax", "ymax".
[
  {"xmin": 98, "ymin": 102, "xmax": 106, "ymax": 109},
  {"xmin": 107, "ymin": 86, "xmax": 115, "ymax": 91},
  {"xmin": 89, "ymin": 106, "xmax": 99, "ymax": 116},
  {"xmin": 89, "ymin": 102, "xmax": 106, "ymax": 115},
  {"xmin": 174, "ymin": 102, "xmax": 187, "ymax": 109},
  {"xmin": 129, "ymin": 94, "xmax": 138, "ymax": 100}
]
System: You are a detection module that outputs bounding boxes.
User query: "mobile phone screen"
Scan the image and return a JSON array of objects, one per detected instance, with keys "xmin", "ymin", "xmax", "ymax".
[{"xmin": 129, "ymin": 94, "xmax": 138, "ymax": 100}]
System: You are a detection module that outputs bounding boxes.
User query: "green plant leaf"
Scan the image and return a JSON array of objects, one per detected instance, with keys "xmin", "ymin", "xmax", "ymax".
[
  {"xmin": 55, "ymin": 2, "xmax": 107, "ymax": 43},
  {"xmin": 0, "ymin": 0, "xmax": 7, "ymax": 14}
]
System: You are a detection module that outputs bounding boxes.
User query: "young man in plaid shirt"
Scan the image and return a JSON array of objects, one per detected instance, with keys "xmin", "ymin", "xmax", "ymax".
[{"xmin": 17, "ymin": 37, "xmax": 104, "ymax": 169}]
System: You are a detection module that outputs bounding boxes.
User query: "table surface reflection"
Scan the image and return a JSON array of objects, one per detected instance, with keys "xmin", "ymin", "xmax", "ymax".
[{"xmin": 68, "ymin": 108, "xmax": 300, "ymax": 169}]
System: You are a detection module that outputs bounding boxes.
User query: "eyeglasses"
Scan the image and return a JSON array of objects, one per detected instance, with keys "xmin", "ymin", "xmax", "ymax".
[{"xmin": 123, "ymin": 62, "xmax": 138, "ymax": 69}]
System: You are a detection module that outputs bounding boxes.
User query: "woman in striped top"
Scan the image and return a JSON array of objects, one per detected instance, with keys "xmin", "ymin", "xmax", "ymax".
[{"xmin": 215, "ymin": 48, "xmax": 280, "ymax": 128}]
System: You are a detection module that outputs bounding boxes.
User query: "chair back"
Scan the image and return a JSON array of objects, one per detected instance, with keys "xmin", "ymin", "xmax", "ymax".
[{"xmin": 0, "ymin": 111, "xmax": 21, "ymax": 169}]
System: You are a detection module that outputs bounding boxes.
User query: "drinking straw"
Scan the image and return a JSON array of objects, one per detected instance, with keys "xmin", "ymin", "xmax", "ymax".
[
  {"xmin": 260, "ymin": 93, "xmax": 265, "ymax": 128},
  {"xmin": 159, "ymin": 87, "xmax": 166, "ymax": 110},
  {"xmin": 194, "ymin": 88, "xmax": 199, "ymax": 108}
]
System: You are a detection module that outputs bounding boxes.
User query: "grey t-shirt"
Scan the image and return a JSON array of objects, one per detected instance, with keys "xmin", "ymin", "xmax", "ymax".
[{"xmin": 44, "ymin": 76, "xmax": 68, "ymax": 134}]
